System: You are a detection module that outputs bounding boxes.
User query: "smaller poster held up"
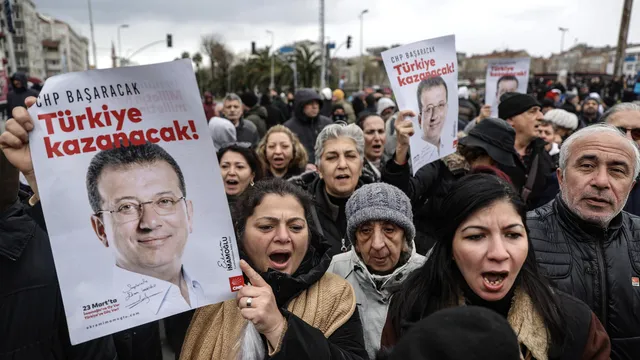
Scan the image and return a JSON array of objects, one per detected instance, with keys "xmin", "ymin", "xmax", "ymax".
[
  {"xmin": 484, "ymin": 57, "xmax": 531, "ymax": 118},
  {"xmin": 382, "ymin": 35, "xmax": 459, "ymax": 175},
  {"xmin": 27, "ymin": 60, "xmax": 244, "ymax": 345}
]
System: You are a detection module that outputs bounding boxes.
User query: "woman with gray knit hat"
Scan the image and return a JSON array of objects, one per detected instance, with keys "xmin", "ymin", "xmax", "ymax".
[{"xmin": 327, "ymin": 182, "xmax": 426, "ymax": 359}]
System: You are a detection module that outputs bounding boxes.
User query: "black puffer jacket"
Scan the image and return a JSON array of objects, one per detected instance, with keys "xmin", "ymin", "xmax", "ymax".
[
  {"xmin": 283, "ymin": 89, "xmax": 332, "ymax": 163},
  {"xmin": 527, "ymin": 197, "xmax": 640, "ymax": 360},
  {"xmin": 7, "ymin": 72, "xmax": 39, "ymax": 116}
]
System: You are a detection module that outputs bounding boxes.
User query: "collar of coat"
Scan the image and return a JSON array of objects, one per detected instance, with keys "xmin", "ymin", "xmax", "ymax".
[
  {"xmin": 349, "ymin": 245, "xmax": 426, "ymax": 294},
  {"xmin": 554, "ymin": 195, "xmax": 623, "ymax": 241},
  {"xmin": 458, "ymin": 287, "xmax": 549, "ymax": 360},
  {"xmin": 179, "ymin": 272, "xmax": 356, "ymax": 360}
]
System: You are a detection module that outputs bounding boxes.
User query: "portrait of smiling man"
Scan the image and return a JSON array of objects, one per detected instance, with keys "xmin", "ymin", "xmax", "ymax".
[
  {"xmin": 416, "ymin": 76, "xmax": 449, "ymax": 156},
  {"xmin": 86, "ymin": 142, "xmax": 206, "ymax": 316}
]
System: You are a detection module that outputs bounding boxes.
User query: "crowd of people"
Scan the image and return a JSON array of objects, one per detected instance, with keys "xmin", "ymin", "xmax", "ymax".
[{"xmin": 2, "ymin": 71, "xmax": 640, "ymax": 360}]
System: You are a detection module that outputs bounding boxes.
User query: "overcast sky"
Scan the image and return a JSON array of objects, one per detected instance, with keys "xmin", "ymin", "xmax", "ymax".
[{"xmin": 34, "ymin": 0, "xmax": 639, "ymax": 69}]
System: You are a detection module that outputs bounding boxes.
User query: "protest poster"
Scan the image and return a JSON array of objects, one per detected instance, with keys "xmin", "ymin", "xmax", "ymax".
[
  {"xmin": 484, "ymin": 57, "xmax": 531, "ymax": 118},
  {"xmin": 27, "ymin": 59, "xmax": 244, "ymax": 345},
  {"xmin": 382, "ymin": 35, "xmax": 459, "ymax": 174}
]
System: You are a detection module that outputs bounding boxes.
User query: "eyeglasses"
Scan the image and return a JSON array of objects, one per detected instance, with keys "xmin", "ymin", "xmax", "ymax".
[
  {"xmin": 422, "ymin": 102, "xmax": 447, "ymax": 119},
  {"xmin": 616, "ymin": 126, "xmax": 640, "ymax": 141},
  {"xmin": 97, "ymin": 196, "xmax": 186, "ymax": 223}
]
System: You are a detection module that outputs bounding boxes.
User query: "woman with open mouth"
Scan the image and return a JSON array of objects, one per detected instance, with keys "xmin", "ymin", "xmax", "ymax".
[
  {"xmin": 217, "ymin": 143, "xmax": 264, "ymax": 209},
  {"xmin": 289, "ymin": 123, "xmax": 377, "ymax": 257},
  {"xmin": 381, "ymin": 174, "xmax": 610, "ymax": 360},
  {"xmin": 180, "ymin": 179, "xmax": 368, "ymax": 360},
  {"xmin": 357, "ymin": 112, "xmax": 389, "ymax": 182},
  {"xmin": 257, "ymin": 125, "xmax": 308, "ymax": 180}
]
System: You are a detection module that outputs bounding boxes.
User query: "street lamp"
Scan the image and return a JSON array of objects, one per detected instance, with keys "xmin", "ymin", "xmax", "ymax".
[
  {"xmin": 266, "ymin": 30, "xmax": 275, "ymax": 90},
  {"xmin": 359, "ymin": 9, "xmax": 369, "ymax": 91},
  {"xmin": 558, "ymin": 27, "xmax": 569, "ymax": 53},
  {"xmin": 117, "ymin": 24, "xmax": 129, "ymax": 67}
]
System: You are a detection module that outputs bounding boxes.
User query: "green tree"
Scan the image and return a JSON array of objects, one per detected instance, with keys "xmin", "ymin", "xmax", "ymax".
[
  {"xmin": 181, "ymin": 51, "xmax": 191, "ymax": 59},
  {"xmin": 295, "ymin": 43, "xmax": 321, "ymax": 88},
  {"xmin": 201, "ymin": 34, "xmax": 234, "ymax": 95}
]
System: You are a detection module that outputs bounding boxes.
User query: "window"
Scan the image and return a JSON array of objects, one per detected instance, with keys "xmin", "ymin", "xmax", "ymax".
[
  {"xmin": 16, "ymin": 43, "xmax": 24, "ymax": 51},
  {"xmin": 15, "ymin": 28, "xmax": 23, "ymax": 36}
]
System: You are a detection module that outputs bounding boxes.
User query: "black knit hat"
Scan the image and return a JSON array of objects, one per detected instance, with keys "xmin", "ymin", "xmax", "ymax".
[
  {"xmin": 240, "ymin": 91, "xmax": 259, "ymax": 108},
  {"xmin": 384, "ymin": 306, "xmax": 521, "ymax": 360},
  {"xmin": 498, "ymin": 92, "xmax": 540, "ymax": 120}
]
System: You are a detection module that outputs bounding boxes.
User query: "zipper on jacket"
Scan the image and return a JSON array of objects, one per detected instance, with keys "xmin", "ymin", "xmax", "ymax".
[{"xmin": 595, "ymin": 230, "xmax": 608, "ymax": 330}]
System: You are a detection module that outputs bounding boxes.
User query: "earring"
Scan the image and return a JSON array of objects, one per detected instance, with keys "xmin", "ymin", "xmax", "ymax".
[{"xmin": 250, "ymin": 180, "xmax": 255, "ymax": 187}]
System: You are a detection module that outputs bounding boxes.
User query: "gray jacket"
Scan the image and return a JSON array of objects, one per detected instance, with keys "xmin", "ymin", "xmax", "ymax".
[{"xmin": 327, "ymin": 245, "xmax": 426, "ymax": 358}]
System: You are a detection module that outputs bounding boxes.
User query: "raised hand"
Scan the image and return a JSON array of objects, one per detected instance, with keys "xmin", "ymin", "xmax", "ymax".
[
  {"xmin": 236, "ymin": 260, "xmax": 286, "ymax": 349},
  {"xmin": 394, "ymin": 109, "xmax": 416, "ymax": 165}
]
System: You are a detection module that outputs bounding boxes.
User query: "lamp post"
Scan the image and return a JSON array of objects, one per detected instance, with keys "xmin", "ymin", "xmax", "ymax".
[
  {"xmin": 558, "ymin": 27, "xmax": 569, "ymax": 53},
  {"xmin": 359, "ymin": 9, "xmax": 369, "ymax": 91},
  {"xmin": 117, "ymin": 24, "xmax": 129, "ymax": 67},
  {"xmin": 267, "ymin": 30, "xmax": 275, "ymax": 90},
  {"xmin": 88, "ymin": 0, "xmax": 97, "ymax": 68}
]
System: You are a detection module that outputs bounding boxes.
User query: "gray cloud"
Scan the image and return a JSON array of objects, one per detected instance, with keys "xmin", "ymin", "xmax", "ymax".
[{"xmin": 34, "ymin": 0, "xmax": 360, "ymax": 27}]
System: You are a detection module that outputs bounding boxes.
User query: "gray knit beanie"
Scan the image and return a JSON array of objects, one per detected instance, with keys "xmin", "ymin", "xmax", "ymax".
[{"xmin": 346, "ymin": 183, "xmax": 415, "ymax": 246}]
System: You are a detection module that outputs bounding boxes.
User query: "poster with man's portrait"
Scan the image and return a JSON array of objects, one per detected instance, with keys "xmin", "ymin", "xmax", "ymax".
[
  {"xmin": 484, "ymin": 57, "xmax": 531, "ymax": 118},
  {"xmin": 27, "ymin": 60, "xmax": 243, "ymax": 345},
  {"xmin": 382, "ymin": 35, "xmax": 459, "ymax": 174}
]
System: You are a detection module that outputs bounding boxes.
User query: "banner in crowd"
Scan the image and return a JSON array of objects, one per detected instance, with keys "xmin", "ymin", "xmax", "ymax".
[
  {"xmin": 27, "ymin": 60, "xmax": 244, "ymax": 345},
  {"xmin": 484, "ymin": 57, "xmax": 531, "ymax": 118},
  {"xmin": 381, "ymin": 35, "xmax": 459, "ymax": 174}
]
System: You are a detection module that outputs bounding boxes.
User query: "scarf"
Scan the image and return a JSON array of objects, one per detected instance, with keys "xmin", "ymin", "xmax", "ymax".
[{"xmin": 179, "ymin": 272, "xmax": 356, "ymax": 360}]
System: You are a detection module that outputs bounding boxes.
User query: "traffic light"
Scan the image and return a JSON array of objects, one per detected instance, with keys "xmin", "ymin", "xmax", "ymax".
[
  {"xmin": 251, "ymin": 41, "xmax": 257, "ymax": 55},
  {"xmin": 166, "ymin": 34, "xmax": 172, "ymax": 48},
  {"xmin": 346, "ymin": 36, "xmax": 352, "ymax": 49}
]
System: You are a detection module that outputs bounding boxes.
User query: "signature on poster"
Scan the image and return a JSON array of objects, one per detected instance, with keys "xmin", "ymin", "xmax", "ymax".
[{"xmin": 122, "ymin": 278, "xmax": 160, "ymax": 309}]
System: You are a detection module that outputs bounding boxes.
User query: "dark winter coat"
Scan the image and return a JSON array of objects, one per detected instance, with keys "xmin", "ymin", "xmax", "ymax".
[
  {"xmin": 289, "ymin": 171, "xmax": 376, "ymax": 257},
  {"xmin": 6, "ymin": 72, "xmax": 39, "ymax": 117},
  {"xmin": 381, "ymin": 158, "xmax": 466, "ymax": 255},
  {"xmin": 245, "ymin": 105, "xmax": 269, "ymax": 138},
  {"xmin": 0, "ymin": 198, "xmax": 117, "ymax": 360},
  {"xmin": 180, "ymin": 234, "xmax": 368, "ymax": 360},
  {"xmin": 623, "ymin": 182, "xmax": 640, "ymax": 216},
  {"xmin": 498, "ymin": 137, "xmax": 558, "ymax": 210},
  {"xmin": 457, "ymin": 98, "xmax": 477, "ymax": 123},
  {"xmin": 234, "ymin": 118, "xmax": 260, "ymax": 147},
  {"xmin": 528, "ymin": 197, "xmax": 640, "ymax": 360},
  {"xmin": 284, "ymin": 89, "xmax": 332, "ymax": 163}
]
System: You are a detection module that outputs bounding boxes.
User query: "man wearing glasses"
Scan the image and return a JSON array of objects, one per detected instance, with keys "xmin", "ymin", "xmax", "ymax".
[
  {"xmin": 602, "ymin": 102, "xmax": 640, "ymax": 216},
  {"xmin": 416, "ymin": 76, "xmax": 449, "ymax": 158},
  {"xmin": 87, "ymin": 142, "xmax": 205, "ymax": 316}
]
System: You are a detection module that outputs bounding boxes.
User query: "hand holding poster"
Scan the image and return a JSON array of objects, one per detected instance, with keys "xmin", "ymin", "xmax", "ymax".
[
  {"xmin": 381, "ymin": 35, "xmax": 459, "ymax": 174},
  {"xmin": 27, "ymin": 60, "xmax": 243, "ymax": 345},
  {"xmin": 484, "ymin": 57, "xmax": 531, "ymax": 118}
]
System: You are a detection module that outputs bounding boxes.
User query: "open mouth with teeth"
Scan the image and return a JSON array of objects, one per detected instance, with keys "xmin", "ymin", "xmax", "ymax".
[
  {"xmin": 225, "ymin": 179, "xmax": 239, "ymax": 185},
  {"xmin": 335, "ymin": 174, "xmax": 351, "ymax": 181},
  {"xmin": 372, "ymin": 144, "xmax": 383, "ymax": 151},
  {"xmin": 482, "ymin": 271, "xmax": 508, "ymax": 288},
  {"xmin": 268, "ymin": 251, "xmax": 292, "ymax": 270}
]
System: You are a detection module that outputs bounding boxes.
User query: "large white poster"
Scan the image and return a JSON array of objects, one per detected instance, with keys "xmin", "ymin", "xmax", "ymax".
[
  {"xmin": 382, "ymin": 35, "xmax": 459, "ymax": 174},
  {"xmin": 27, "ymin": 60, "xmax": 244, "ymax": 345},
  {"xmin": 484, "ymin": 57, "xmax": 531, "ymax": 118}
]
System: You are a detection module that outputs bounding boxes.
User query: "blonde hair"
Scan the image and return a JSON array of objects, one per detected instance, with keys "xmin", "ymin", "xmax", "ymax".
[{"xmin": 257, "ymin": 125, "xmax": 308, "ymax": 171}]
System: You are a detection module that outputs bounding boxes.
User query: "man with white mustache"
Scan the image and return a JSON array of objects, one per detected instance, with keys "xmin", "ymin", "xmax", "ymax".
[{"xmin": 527, "ymin": 123, "xmax": 640, "ymax": 360}]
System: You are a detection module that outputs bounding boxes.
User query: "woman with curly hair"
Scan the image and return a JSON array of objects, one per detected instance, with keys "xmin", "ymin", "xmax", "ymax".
[{"xmin": 257, "ymin": 125, "xmax": 308, "ymax": 179}]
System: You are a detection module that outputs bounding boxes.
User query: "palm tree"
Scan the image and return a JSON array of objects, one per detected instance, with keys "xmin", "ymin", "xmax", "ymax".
[
  {"xmin": 295, "ymin": 43, "xmax": 321, "ymax": 88},
  {"xmin": 192, "ymin": 52, "xmax": 204, "ymax": 94}
]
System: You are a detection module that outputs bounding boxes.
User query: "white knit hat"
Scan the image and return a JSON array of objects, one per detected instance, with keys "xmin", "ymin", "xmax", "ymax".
[
  {"xmin": 376, "ymin": 97, "xmax": 396, "ymax": 115},
  {"xmin": 543, "ymin": 109, "xmax": 578, "ymax": 131}
]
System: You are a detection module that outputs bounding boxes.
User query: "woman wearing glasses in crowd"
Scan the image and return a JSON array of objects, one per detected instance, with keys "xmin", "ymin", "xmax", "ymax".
[
  {"xmin": 381, "ymin": 174, "xmax": 610, "ymax": 360},
  {"xmin": 181, "ymin": 179, "xmax": 368, "ymax": 360},
  {"xmin": 217, "ymin": 143, "xmax": 264, "ymax": 209},
  {"xmin": 257, "ymin": 125, "xmax": 308, "ymax": 180}
]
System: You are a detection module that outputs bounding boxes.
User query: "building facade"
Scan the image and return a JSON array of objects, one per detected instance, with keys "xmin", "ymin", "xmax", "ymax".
[{"xmin": 39, "ymin": 13, "xmax": 89, "ymax": 77}]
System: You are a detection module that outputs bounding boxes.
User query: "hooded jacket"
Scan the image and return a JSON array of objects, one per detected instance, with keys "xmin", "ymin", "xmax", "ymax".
[
  {"xmin": 180, "ymin": 235, "xmax": 368, "ymax": 360},
  {"xmin": 234, "ymin": 117, "xmax": 260, "ymax": 147},
  {"xmin": 284, "ymin": 89, "xmax": 332, "ymax": 163},
  {"xmin": 327, "ymin": 245, "xmax": 426, "ymax": 359},
  {"xmin": 7, "ymin": 72, "xmax": 39, "ymax": 116},
  {"xmin": 528, "ymin": 197, "xmax": 640, "ymax": 359},
  {"xmin": 0, "ymin": 199, "xmax": 117, "ymax": 360}
]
